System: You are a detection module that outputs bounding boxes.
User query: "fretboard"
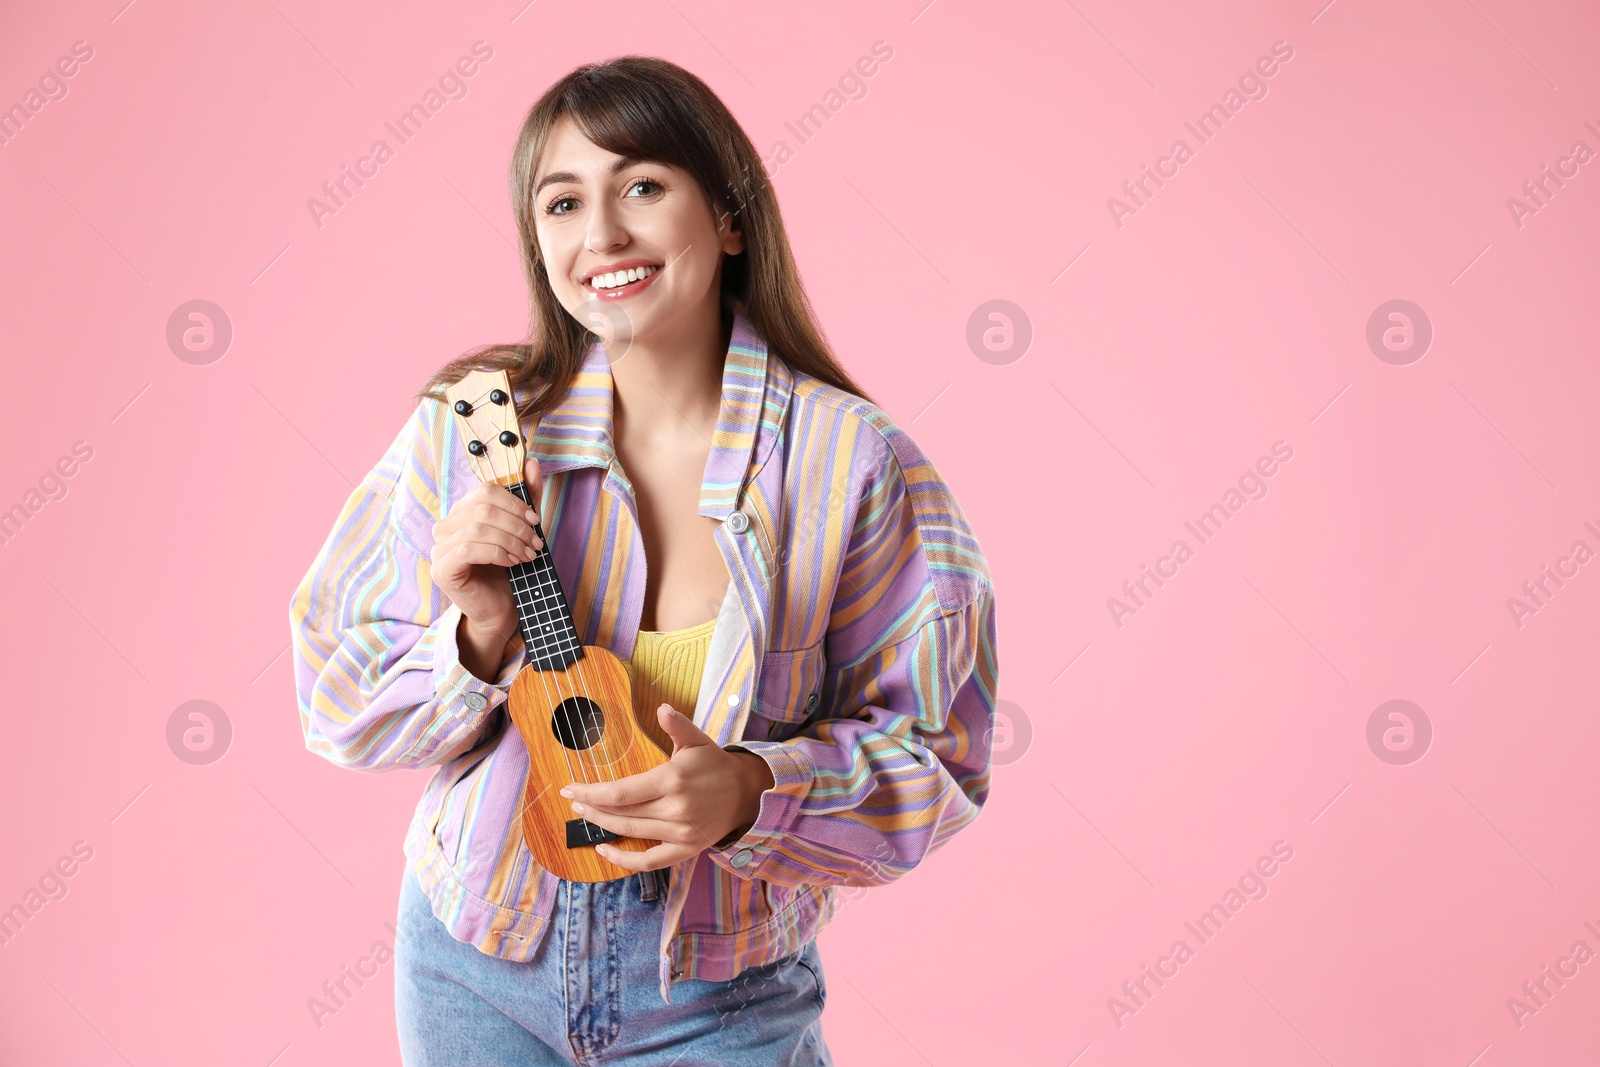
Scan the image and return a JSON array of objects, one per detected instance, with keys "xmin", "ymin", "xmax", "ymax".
[{"xmin": 506, "ymin": 481, "xmax": 584, "ymax": 670}]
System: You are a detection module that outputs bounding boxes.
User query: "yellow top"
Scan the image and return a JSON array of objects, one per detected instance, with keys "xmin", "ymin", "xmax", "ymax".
[{"xmin": 622, "ymin": 615, "xmax": 717, "ymax": 754}]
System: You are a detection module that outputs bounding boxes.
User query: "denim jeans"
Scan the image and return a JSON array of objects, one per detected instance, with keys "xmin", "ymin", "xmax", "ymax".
[{"xmin": 393, "ymin": 865, "xmax": 832, "ymax": 1065}]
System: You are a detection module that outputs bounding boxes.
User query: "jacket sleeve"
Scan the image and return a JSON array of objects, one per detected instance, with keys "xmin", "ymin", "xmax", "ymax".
[
  {"xmin": 287, "ymin": 398, "xmax": 526, "ymax": 773},
  {"xmin": 709, "ymin": 417, "xmax": 998, "ymax": 889}
]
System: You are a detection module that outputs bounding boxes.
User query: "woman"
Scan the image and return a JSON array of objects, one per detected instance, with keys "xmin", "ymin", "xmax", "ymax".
[{"xmin": 289, "ymin": 55, "xmax": 999, "ymax": 1065}]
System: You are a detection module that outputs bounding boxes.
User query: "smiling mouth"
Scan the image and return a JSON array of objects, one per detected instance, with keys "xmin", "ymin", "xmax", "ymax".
[{"xmin": 584, "ymin": 264, "xmax": 662, "ymax": 292}]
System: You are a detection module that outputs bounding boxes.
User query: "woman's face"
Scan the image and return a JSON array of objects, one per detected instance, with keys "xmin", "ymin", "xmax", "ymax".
[{"xmin": 530, "ymin": 114, "xmax": 743, "ymax": 349}]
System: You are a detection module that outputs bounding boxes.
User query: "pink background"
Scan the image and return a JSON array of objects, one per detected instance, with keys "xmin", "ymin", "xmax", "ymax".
[{"xmin": 2, "ymin": 0, "xmax": 1598, "ymax": 1063}]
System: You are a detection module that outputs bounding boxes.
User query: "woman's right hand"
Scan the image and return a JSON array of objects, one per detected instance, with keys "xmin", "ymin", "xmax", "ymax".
[{"xmin": 430, "ymin": 452, "xmax": 544, "ymax": 645}]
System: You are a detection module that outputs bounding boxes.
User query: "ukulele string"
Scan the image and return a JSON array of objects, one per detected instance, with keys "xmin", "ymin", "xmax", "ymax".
[
  {"xmin": 555, "ymin": 564, "xmax": 622, "ymax": 786},
  {"xmin": 493, "ymin": 393, "xmax": 617, "ymax": 792},
  {"xmin": 494, "ymin": 382, "xmax": 626, "ymax": 790},
  {"xmin": 530, "ymin": 413, "xmax": 630, "ymax": 791},
  {"xmin": 473, "ymin": 388, "xmax": 589, "ymax": 795}
]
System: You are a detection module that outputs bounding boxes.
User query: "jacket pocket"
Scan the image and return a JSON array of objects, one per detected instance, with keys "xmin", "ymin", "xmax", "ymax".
[{"xmin": 746, "ymin": 639, "xmax": 827, "ymax": 740}]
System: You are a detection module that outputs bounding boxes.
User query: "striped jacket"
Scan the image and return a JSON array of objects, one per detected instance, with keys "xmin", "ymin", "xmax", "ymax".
[{"xmin": 288, "ymin": 303, "xmax": 999, "ymax": 1003}]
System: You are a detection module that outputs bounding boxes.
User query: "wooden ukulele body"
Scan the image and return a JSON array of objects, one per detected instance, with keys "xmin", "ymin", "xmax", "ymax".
[{"xmin": 505, "ymin": 644, "xmax": 671, "ymax": 882}]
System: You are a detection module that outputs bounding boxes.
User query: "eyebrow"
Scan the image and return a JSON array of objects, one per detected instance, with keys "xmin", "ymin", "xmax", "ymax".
[{"xmin": 534, "ymin": 155, "xmax": 646, "ymax": 196}]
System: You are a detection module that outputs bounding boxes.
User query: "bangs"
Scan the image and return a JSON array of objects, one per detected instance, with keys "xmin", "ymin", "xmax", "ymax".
[{"xmin": 551, "ymin": 70, "xmax": 727, "ymax": 209}]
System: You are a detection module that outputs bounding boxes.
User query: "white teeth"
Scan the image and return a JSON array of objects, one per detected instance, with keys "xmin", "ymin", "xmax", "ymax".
[{"xmin": 591, "ymin": 264, "xmax": 658, "ymax": 289}]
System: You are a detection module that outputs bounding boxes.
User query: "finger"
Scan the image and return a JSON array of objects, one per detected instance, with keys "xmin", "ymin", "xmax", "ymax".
[
  {"xmin": 596, "ymin": 840, "xmax": 695, "ymax": 872},
  {"xmin": 438, "ymin": 530, "xmax": 535, "ymax": 569},
  {"xmin": 435, "ymin": 521, "xmax": 531, "ymax": 564},
  {"xmin": 573, "ymin": 796, "xmax": 678, "ymax": 822},
  {"xmin": 457, "ymin": 481, "xmax": 541, "ymax": 534},
  {"xmin": 523, "ymin": 453, "xmax": 543, "ymax": 500},
  {"xmin": 436, "ymin": 539, "xmax": 528, "ymax": 573},
  {"xmin": 460, "ymin": 493, "xmax": 543, "ymax": 541},
  {"xmin": 564, "ymin": 770, "xmax": 668, "ymax": 809},
  {"xmin": 492, "ymin": 481, "xmax": 542, "ymax": 531},
  {"xmin": 576, "ymin": 793, "xmax": 726, "ymax": 851},
  {"xmin": 657, "ymin": 702, "xmax": 713, "ymax": 750},
  {"xmin": 571, "ymin": 806, "xmax": 688, "ymax": 845},
  {"xmin": 458, "ymin": 518, "xmax": 540, "ymax": 562}
]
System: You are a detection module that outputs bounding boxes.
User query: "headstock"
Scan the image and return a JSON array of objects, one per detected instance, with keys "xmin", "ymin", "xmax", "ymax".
[{"xmin": 444, "ymin": 368, "xmax": 527, "ymax": 488}]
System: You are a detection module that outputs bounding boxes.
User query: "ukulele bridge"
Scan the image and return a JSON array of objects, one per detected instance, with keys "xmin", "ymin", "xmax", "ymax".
[{"xmin": 566, "ymin": 817, "xmax": 621, "ymax": 848}]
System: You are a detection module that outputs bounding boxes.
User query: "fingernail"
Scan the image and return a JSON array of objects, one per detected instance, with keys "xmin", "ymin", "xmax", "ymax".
[
  {"xmin": 571, "ymin": 802, "xmax": 585, "ymax": 813},
  {"xmin": 525, "ymin": 509, "xmax": 537, "ymax": 523},
  {"xmin": 559, "ymin": 786, "xmax": 574, "ymax": 798}
]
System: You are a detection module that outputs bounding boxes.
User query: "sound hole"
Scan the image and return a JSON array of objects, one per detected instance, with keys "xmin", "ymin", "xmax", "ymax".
[{"xmin": 551, "ymin": 697, "xmax": 606, "ymax": 751}]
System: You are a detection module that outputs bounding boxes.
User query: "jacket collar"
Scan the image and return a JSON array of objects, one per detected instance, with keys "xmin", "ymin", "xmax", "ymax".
[{"xmin": 526, "ymin": 299, "xmax": 790, "ymax": 521}]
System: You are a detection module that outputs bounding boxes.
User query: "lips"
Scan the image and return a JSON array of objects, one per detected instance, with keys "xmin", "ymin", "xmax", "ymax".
[{"xmin": 582, "ymin": 262, "xmax": 664, "ymax": 301}]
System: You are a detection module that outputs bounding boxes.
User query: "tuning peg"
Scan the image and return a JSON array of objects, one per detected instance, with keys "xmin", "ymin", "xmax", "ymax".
[
  {"xmin": 454, "ymin": 399, "xmax": 473, "ymax": 416},
  {"xmin": 467, "ymin": 440, "xmax": 486, "ymax": 456},
  {"xmin": 499, "ymin": 430, "xmax": 518, "ymax": 446},
  {"xmin": 490, "ymin": 389, "xmax": 509, "ymax": 405}
]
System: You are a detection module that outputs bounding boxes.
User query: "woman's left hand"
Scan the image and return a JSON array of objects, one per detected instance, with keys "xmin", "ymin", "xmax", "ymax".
[{"xmin": 558, "ymin": 703, "xmax": 776, "ymax": 871}]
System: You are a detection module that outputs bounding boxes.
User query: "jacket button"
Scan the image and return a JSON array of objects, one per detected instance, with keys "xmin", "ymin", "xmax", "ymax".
[
  {"xmin": 725, "ymin": 510, "xmax": 750, "ymax": 534},
  {"xmin": 463, "ymin": 692, "xmax": 488, "ymax": 712},
  {"xmin": 730, "ymin": 848, "xmax": 753, "ymax": 868},
  {"xmin": 805, "ymin": 692, "xmax": 820, "ymax": 712}
]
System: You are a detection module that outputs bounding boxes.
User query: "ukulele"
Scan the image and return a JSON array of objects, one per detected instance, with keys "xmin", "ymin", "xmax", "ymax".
[{"xmin": 445, "ymin": 368, "xmax": 671, "ymax": 883}]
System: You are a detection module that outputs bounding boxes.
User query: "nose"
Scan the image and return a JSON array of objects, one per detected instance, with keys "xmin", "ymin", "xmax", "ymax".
[{"xmin": 583, "ymin": 198, "xmax": 628, "ymax": 257}]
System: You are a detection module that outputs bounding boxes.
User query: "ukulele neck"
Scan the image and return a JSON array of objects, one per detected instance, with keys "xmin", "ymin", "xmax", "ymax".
[{"xmin": 505, "ymin": 480, "xmax": 584, "ymax": 670}]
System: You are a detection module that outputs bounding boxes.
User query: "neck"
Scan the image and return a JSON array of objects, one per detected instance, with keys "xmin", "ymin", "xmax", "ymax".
[
  {"xmin": 505, "ymin": 480, "xmax": 585, "ymax": 669},
  {"xmin": 609, "ymin": 295, "xmax": 729, "ymax": 441}
]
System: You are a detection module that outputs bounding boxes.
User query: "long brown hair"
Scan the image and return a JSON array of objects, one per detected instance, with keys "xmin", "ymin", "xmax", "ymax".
[{"xmin": 414, "ymin": 55, "xmax": 875, "ymax": 427}]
